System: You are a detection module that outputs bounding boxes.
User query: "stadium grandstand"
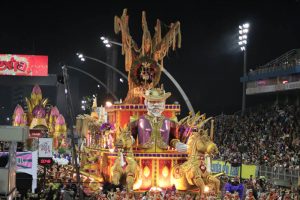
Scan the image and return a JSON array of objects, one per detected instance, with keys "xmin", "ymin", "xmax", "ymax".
[
  {"xmin": 241, "ymin": 49, "xmax": 300, "ymax": 95},
  {"xmin": 210, "ymin": 49, "xmax": 300, "ymax": 199}
]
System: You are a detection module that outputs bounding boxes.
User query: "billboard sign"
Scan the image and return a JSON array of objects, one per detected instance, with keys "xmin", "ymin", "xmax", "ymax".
[
  {"xmin": 0, "ymin": 54, "xmax": 48, "ymax": 76},
  {"xmin": 211, "ymin": 160, "xmax": 257, "ymax": 179},
  {"xmin": 38, "ymin": 138, "xmax": 53, "ymax": 158},
  {"xmin": 29, "ymin": 129, "xmax": 46, "ymax": 138},
  {"xmin": 38, "ymin": 157, "xmax": 53, "ymax": 166},
  {"xmin": 0, "ymin": 152, "xmax": 33, "ymax": 169}
]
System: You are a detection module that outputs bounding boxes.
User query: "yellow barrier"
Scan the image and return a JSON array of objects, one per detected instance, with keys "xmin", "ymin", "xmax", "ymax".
[{"xmin": 211, "ymin": 160, "xmax": 257, "ymax": 179}]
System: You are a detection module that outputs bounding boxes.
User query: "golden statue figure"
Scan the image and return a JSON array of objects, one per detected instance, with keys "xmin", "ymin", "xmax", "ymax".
[
  {"xmin": 171, "ymin": 115, "xmax": 221, "ymax": 195},
  {"xmin": 111, "ymin": 127, "xmax": 140, "ymax": 191}
]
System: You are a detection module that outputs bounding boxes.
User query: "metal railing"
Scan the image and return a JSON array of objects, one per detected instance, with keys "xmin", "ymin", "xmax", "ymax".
[
  {"xmin": 258, "ymin": 165, "xmax": 299, "ymax": 186},
  {"xmin": 249, "ymin": 49, "xmax": 300, "ymax": 76}
]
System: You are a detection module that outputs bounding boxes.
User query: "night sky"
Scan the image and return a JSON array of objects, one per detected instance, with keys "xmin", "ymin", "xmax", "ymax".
[{"xmin": 1, "ymin": 1, "xmax": 300, "ymax": 117}]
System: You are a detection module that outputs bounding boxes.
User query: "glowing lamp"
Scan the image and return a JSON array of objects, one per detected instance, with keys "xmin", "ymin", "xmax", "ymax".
[
  {"xmin": 162, "ymin": 166, "xmax": 169, "ymax": 178},
  {"xmin": 143, "ymin": 166, "xmax": 150, "ymax": 177},
  {"xmin": 105, "ymin": 101, "xmax": 113, "ymax": 107},
  {"xmin": 204, "ymin": 186, "xmax": 209, "ymax": 193}
]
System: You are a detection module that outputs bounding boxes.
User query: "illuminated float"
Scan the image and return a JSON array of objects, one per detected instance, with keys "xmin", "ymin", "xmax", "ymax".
[
  {"xmin": 77, "ymin": 9, "xmax": 222, "ymax": 195},
  {"xmin": 12, "ymin": 84, "xmax": 68, "ymax": 150}
]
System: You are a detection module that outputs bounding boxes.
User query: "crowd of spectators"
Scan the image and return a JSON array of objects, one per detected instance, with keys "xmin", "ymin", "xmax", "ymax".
[
  {"xmin": 84, "ymin": 184, "xmax": 219, "ymax": 200},
  {"xmin": 214, "ymin": 103, "xmax": 300, "ymax": 170},
  {"xmin": 221, "ymin": 175, "xmax": 299, "ymax": 199}
]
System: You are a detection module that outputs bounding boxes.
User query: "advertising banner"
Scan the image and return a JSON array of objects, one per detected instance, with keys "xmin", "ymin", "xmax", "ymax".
[
  {"xmin": 29, "ymin": 129, "xmax": 45, "ymax": 138},
  {"xmin": 211, "ymin": 160, "xmax": 257, "ymax": 179},
  {"xmin": 16, "ymin": 152, "xmax": 32, "ymax": 169},
  {"xmin": 0, "ymin": 152, "xmax": 32, "ymax": 169},
  {"xmin": 38, "ymin": 138, "xmax": 53, "ymax": 158},
  {"xmin": 0, "ymin": 54, "xmax": 48, "ymax": 76}
]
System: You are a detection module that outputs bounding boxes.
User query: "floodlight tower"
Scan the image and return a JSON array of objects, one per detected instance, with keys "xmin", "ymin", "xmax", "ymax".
[{"xmin": 238, "ymin": 23, "xmax": 250, "ymax": 115}]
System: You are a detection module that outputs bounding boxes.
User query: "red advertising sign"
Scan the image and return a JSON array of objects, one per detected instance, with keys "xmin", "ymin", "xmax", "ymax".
[
  {"xmin": 0, "ymin": 54, "xmax": 48, "ymax": 76},
  {"xmin": 38, "ymin": 157, "xmax": 53, "ymax": 165},
  {"xmin": 29, "ymin": 129, "xmax": 44, "ymax": 138}
]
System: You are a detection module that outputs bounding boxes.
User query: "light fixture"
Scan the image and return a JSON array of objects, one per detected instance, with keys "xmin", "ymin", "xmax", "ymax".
[
  {"xmin": 97, "ymin": 84, "xmax": 100, "ymax": 88},
  {"xmin": 105, "ymin": 101, "xmax": 112, "ymax": 107},
  {"xmin": 243, "ymin": 29, "xmax": 249, "ymax": 33},
  {"xmin": 204, "ymin": 186, "xmax": 209, "ymax": 193},
  {"xmin": 80, "ymin": 58, "xmax": 85, "ymax": 62},
  {"xmin": 105, "ymin": 44, "xmax": 111, "ymax": 48},
  {"xmin": 103, "ymin": 39, "xmax": 109, "ymax": 44},
  {"xmin": 243, "ymin": 23, "xmax": 250, "ymax": 28},
  {"xmin": 119, "ymin": 78, "xmax": 124, "ymax": 83},
  {"xmin": 238, "ymin": 23, "xmax": 250, "ymax": 52},
  {"xmin": 78, "ymin": 54, "xmax": 83, "ymax": 58},
  {"xmin": 100, "ymin": 36, "xmax": 105, "ymax": 41},
  {"xmin": 109, "ymin": 149, "xmax": 114, "ymax": 153}
]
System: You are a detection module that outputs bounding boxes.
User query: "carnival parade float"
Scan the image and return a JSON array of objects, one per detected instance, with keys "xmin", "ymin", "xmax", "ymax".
[
  {"xmin": 12, "ymin": 84, "xmax": 68, "ymax": 151},
  {"xmin": 76, "ymin": 9, "xmax": 222, "ymax": 195}
]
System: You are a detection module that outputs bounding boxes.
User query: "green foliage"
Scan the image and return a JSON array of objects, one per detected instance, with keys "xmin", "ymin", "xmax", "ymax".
[{"xmin": 58, "ymin": 147, "xmax": 66, "ymax": 154}]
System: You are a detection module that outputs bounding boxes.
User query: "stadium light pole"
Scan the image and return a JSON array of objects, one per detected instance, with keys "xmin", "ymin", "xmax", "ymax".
[
  {"xmin": 100, "ymin": 36, "xmax": 195, "ymax": 116},
  {"xmin": 238, "ymin": 23, "xmax": 250, "ymax": 116},
  {"xmin": 76, "ymin": 53, "xmax": 127, "ymax": 81}
]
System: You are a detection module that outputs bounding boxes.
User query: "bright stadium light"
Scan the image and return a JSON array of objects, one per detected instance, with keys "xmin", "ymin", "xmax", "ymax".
[
  {"xmin": 238, "ymin": 22, "xmax": 250, "ymax": 116},
  {"xmin": 243, "ymin": 23, "xmax": 250, "ymax": 28},
  {"xmin": 103, "ymin": 39, "xmax": 109, "ymax": 44},
  {"xmin": 238, "ymin": 23, "xmax": 250, "ymax": 51},
  {"xmin": 105, "ymin": 44, "xmax": 111, "ymax": 48}
]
